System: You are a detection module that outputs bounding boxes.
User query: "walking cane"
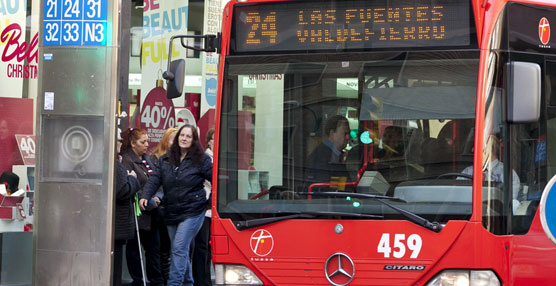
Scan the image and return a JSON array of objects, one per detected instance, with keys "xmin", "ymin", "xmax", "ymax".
[{"xmin": 133, "ymin": 196, "xmax": 147, "ymax": 286}]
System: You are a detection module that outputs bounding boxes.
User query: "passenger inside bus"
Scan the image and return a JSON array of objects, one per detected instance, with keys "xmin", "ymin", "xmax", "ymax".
[
  {"xmin": 370, "ymin": 125, "xmax": 411, "ymax": 184},
  {"xmin": 353, "ymin": 119, "xmax": 477, "ymax": 190},
  {"xmin": 377, "ymin": 126, "xmax": 404, "ymax": 161},
  {"xmin": 305, "ymin": 115, "xmax": 352, "ymax": 192}
]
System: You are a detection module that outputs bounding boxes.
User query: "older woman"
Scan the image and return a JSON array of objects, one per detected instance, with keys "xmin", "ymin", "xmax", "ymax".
[
  {"xmin": 140, "ymin": 124, "xmax": 212, "ymax": 286},
  {"xmin": 120, "ymin": 128, "xmax": 164, "ymax": 286}
]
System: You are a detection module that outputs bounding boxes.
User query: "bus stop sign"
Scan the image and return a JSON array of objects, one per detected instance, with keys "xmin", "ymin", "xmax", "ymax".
[
  {"xmin": 43, "ymin": 0, "xmax": 108, "ymax": 46},
  {"xmin": 540, "ymin": 175, "xmax": 556, "ymax": 245}
]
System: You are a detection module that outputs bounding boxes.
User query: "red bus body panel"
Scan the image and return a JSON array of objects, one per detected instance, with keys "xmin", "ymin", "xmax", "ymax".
[{"xmin": 211, "ymin": 0, "xmax": 556, "ymax": 284}]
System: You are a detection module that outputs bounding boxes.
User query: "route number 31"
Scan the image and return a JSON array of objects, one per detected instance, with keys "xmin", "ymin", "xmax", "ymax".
[{"xmin": 377, "ymin": 233, "xmax": 422, "ymax": 258}]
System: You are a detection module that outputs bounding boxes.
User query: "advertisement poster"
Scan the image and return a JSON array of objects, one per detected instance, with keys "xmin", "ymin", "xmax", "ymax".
[
  {"xmin": 15, "ymin": 134, "xmax": 36, "ymax": 165},
  {"xmin": 0, "ymin": 98, "xmax": 34, "ymax": 173},
  {"xmin": 0, "ymin": 0, "xmax": 38, "ymax": 98},
  {"xmin": 141, "ymin": 0, "xmax": 188, "ymax": 104},
  {"xmin": 137, "ymin": 86, "xmax": 176, "ymax": 153},
  {"xmin": 200, "ymin": 0, "xmax": 223, "ymax": 115},
  {"xmin": 141, "ymin": 0, "xmax": 188, "ymax": 149}
]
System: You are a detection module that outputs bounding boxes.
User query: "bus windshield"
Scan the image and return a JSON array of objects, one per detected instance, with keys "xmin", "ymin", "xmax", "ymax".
[{"xmin": 217, "ymin": 51, "xmax": 479, "ymax": 223}]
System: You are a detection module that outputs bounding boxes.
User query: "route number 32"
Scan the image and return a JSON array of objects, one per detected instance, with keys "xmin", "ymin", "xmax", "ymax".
[{"xmin": 377, "ymin": 233, "xmax": 422, "ymax": 258}]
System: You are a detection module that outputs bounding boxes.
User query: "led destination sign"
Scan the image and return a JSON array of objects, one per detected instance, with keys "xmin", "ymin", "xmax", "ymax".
[{"xmin": 232, "ymin": 0, "xmax": 472, "ymax": 53}]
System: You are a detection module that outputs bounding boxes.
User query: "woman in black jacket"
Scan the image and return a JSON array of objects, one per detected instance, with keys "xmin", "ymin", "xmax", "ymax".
[
  {"xmin": 140, "ymin": 124, "xmax": 212, "ymax": 286},
  {"xmin": 121, "ymin": 128, "xmax": 164, "ymax": 286},
  {"xmin": 114, "ymin": 160, "xmax": 140, "ymax": 286}
]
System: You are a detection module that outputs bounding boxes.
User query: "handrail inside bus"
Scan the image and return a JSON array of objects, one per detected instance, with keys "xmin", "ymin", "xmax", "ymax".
[{"xmin": 306, "ymin": 163, "xmax": 367, "ymax": 199}]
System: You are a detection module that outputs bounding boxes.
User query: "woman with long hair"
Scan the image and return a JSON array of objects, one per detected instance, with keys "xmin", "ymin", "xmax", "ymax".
[
  {"xmin": 120, "ymin": 128, "xmax": 164, "ymax": 286},
  {"xmin": 151, "ymin": 127, "xmax": 178, "ymax": 161},
  {"xmin": 140, "ymin": 124, "xmax": 212, "ymax": 286}
]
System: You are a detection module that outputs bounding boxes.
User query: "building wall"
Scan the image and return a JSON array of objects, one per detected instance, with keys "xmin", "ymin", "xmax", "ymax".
[{"xmin": 0, "ymin": 0, "xmax": 217, "ymax": 284}]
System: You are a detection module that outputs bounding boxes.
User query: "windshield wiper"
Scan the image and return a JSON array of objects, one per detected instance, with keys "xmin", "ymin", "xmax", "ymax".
[
  {"xmin": 235, "ymin": 211, "xmax": 383, "ymax": 231},
  {"xmin": 301, "ymin": 192, "xmax": 407, "ymax": 202},
  {"xmin": 298, "ymin": 192, "xmax": 443, "ymax": 232}
]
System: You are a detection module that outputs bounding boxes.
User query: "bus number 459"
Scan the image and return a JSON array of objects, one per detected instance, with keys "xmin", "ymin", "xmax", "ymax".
[{"xmin": 377, "ymin": 233, "xmax": 422, "ymax": 259}]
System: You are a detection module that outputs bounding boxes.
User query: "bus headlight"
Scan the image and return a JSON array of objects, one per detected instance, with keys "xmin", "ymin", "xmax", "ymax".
[
  {"xmin": 215, "ymin": 264, "xmax": 263, "ymax": 285},
  {"xmin": 426, "ymin": 270, "xmax": 500, "ymax": 286}
]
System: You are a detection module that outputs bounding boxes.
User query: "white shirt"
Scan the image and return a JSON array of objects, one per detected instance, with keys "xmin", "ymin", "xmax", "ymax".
[
  {"xmin": 461, "ymin": 159, "xmax": 520, "ymax": 198},
  {"xmin": 204, "ymin": 148, "xmax": 213, "ymax": 218},
  {"xmin": 460, "ymin": 159, "xmax": 521, "ymax": 213}
]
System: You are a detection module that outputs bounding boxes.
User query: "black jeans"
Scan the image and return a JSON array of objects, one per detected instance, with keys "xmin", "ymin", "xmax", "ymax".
[
  {"xmin": 126, "ymin": 226, "xmax": 164, "ymax": 286},
  {"xmin": 113, "ymin": 240, "xmax": 126, "ymax": 286},
  {"xmin": 192, "ymin": 217, "xmax": 212, "ymax": 286}
]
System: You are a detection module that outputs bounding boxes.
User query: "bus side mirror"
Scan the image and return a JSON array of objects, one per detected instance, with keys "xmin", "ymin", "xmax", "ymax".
[
  {"xmin": 163, "ymin": 59, "xmax": 185, "ymax": 99},
  {"xmin": 506, "ymin": 62, "xmax": 541, "ymax": 123},
  {"xmin": 163, "ymin": 34, "xmax": 219, "ymax": 99}
]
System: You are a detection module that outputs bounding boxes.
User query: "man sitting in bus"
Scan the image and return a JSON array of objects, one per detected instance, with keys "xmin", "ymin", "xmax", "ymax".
[{"xmin": 305, "ymin": 115, "xmax": 351, "ymax": 192}]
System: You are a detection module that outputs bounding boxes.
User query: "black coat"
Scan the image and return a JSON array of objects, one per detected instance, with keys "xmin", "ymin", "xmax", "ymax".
[
  {"xmin": 149, "ymin": 154, "xmax": 166, "ymax": 222},
  {"xmin": 305, "ymin": 142, "xmax": 350, "ymax": 191},
  {"xmin": 142, "ymin": 153, "xmax": 212, "ymax": 225},
  {"xmin": 114, "ymin": 160, "xmax": 140, "ymax": 240},
  {"xmin": 121, "ymin": 150, "xmax": 156, "ymax": 230}
]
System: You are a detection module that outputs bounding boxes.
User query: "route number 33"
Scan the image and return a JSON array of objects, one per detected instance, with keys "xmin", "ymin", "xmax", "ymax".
[{"xmin": 377, "ymin": 233, "xmax": 422, "ymax": 258}]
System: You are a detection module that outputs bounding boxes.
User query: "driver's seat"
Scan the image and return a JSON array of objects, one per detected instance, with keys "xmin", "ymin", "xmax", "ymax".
[{"xmin": 421, "ymin": 127, "xmax": 454, "ymax": 178}]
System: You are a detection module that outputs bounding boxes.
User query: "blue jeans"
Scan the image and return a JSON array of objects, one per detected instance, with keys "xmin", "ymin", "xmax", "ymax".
[{"xmin": 166, "ymin": 211, "xmax": 206, "ymax": 286}]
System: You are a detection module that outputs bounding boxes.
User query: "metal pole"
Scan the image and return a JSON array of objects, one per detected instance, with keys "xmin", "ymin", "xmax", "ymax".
[{"xmin": 133, "ymin": 207, "xmax": 147, "ymax": 286}]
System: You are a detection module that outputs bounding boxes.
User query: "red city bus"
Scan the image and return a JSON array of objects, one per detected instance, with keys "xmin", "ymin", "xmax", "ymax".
[{"xmin": 166, "ymin": 0, "xmax": 556, "ymax": 285}]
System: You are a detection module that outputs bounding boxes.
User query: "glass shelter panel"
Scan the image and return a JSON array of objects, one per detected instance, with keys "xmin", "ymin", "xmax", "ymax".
[
  {"xmin": 218, "ymin": 51, "xmax": 479, "ymax": 224},
  {"xmin": 0, "ymin": 0, "xmax": 39, "ymax": 284}
]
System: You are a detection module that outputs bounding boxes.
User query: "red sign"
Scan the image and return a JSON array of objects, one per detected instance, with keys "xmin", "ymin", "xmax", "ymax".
[
  {"xmin": 250, "ymin": 229, "xmax": 274, "ymax": 256},
  {"xmin": 15, "ymin": 135, "xmax": 35, "ymax": 165},
  {"xmin": 138, "ymin": 86, "xmax": 176, "ymax": 153},
  {"xmin": 0, "ymin": 98, "xmax": 34, "ymax": 173},
  {"xmin": 1, "ymin": 23, "xmax": 39, "ymax": 79},
  {"xmin": 539, "ymin": 17, "xmax": 551, "ymax": 45}
]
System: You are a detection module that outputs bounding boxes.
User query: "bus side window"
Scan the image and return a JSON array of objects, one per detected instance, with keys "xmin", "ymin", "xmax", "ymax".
[
  {"xmin": 511, "ymin": 124, "xmax": 541, "ymax": 234},
  {"xmin": 511, "ymin": 60, "xmax": 556, "ymax": 234}
]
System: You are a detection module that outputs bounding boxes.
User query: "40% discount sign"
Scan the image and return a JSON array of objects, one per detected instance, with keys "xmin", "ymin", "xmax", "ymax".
[
  {"xmin": 139, "ymin": 87, "xmax": 176, "ymax": 152},
  {"xmin": 15, "ymin": 135, "xmax": 36, "ymax": 166}
]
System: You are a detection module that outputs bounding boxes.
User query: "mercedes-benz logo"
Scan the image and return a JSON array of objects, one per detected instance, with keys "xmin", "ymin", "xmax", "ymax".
[{"xmin": 324, "ymin": 253, "xmax": 355, "ymax": 286}]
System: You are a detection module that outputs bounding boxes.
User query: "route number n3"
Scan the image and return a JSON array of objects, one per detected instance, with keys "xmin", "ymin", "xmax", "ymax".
[{"xmin": 377, "ymin": 233, "xmax": 422, "ymax": 258}]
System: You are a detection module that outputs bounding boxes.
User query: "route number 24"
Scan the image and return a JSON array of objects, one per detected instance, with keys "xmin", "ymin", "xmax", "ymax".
[{"xmin": 377, "ymin": 233, "xmax": 422, "ymax": 259}]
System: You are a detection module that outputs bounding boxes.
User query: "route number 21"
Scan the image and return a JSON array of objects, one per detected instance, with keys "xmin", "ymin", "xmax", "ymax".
[{"xmin": 377, "ymin": 233, "xmax": 422, "ymax": 259}]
